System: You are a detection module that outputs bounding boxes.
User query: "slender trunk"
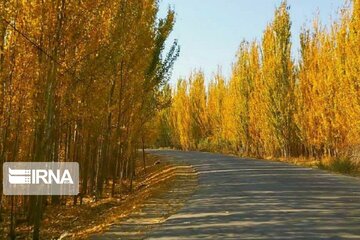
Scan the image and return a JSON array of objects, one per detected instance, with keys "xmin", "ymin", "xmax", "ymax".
[
  {"xmin": 32, "ymin": 196, "xmax": 43, "ymax": 240},
  {"xmin": 82, "ymin": 133, "xmax": 90, "ymax": 195},
  {"xmin": 51, "ymin": 107, "xmax": 60, "ymax": 205},
  {"xmin": 111, "ymin": 155, "xmax": 118, "ymax": 197},
  {"xmin": 116, "ymin": 60, "xmax": 124, "ymax": 195},
  {"xmin": 9, "ymin": 196, "xmax": 15, "ymax": 239},
  {"xmin": 33, "ymin": 0, "xmax": 65, "ymax": 237},
  {"xmin": 129, "ymin": 154, "xmax": 134, "ymax": 192},
  {"xmin": 142, "ymin": 135, "xmax": 146, "ymax": 173}
]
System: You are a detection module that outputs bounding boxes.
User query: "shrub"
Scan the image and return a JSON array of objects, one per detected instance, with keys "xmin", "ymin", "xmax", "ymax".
[{"xmin": 318, "ymin": 157, "xmax": 360, "ymax": 175}]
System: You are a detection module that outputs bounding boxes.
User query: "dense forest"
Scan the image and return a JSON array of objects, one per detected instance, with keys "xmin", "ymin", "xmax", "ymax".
[
  {"xmin": 0, "ymin": 0, "xmax": 178, "ymax": 238},
  {"xmin": 155, "ymin": 1, "xmax": 360, "ymax": 162}
]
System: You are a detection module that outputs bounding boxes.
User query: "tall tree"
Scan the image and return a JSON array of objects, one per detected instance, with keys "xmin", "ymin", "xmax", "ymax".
[{"xmin": 261, "ymin": 1, "xmax": 297, "ymax": 157}]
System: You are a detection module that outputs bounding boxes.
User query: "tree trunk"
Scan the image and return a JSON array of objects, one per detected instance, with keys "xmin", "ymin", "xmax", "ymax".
[
  {"xmin": 32, "ymin": 196, "xmax": 43, "ymax": 240},
  {"xmin": 142, "ymin": 135, "xmax": 146, "ymax": 173}
]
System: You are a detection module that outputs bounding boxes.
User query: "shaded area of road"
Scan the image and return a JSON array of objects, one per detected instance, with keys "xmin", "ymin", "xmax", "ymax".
[
  {"xmin": 90, "ymin": 163, "xmax": 197, "ymax": 240},
  {"xmin": 146, "ymin": 150, "xmax": 360, "ymax": 240}
]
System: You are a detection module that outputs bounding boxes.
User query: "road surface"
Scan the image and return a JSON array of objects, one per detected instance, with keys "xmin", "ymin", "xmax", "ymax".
[{"xmin": 144, "ymin": 149, "xmax": 360, "ymax": 239}]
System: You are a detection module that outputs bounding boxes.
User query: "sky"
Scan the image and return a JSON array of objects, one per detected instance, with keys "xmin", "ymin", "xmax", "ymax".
[{"xmin": 158, "ymin": 0, "xmax": 345, "ymax": 85}]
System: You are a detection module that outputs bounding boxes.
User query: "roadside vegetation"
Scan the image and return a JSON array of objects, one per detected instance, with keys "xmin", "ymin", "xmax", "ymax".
[
  {"xmin": 317, "ymin": 157, "xmax": 360, "ymax": 176},
  {"xmin": 154, "ymin": 1, "xmax": 360, "ymax": 174},
  {"xmin": 0, "ymin": 0, "xmax": 178, "ymax": 238}
]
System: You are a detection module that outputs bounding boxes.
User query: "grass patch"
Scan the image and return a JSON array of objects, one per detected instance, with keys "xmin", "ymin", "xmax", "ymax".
[{"xmin": 317, "ymin": 157, "xmax": 360, "ymax": 176}]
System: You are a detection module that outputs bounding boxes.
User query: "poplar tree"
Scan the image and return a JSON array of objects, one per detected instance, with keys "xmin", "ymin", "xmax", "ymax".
[{"xmin": 261, "ymin": 1, "xmax": 297, "ymax": 157}]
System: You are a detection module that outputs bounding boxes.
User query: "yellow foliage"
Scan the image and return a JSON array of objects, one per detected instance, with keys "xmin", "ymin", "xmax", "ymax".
[{"xmin": 163, "ymin": 0, "xmax": 360, "ymax": 159}]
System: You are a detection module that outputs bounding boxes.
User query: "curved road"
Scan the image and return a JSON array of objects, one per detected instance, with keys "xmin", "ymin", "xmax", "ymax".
[{"xmin": 146, "ymin": 149, "xmax": 360, "ymax": 239}]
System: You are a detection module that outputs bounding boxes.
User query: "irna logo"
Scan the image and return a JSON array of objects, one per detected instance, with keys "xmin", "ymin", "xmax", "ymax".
[
  {"xmin": 8, "ymin": 168, "xmax": 74, "ymax": 185},
  {"xmin": 3, "ymin": 162, "xmax": 79, "ymax": 195}
]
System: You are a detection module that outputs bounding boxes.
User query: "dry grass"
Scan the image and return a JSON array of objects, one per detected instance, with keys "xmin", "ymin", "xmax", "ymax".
[
  {"xmin": 317, "ymin": 157, "xmax": 360, "ymax": 176},
  {"xmin": 269, "ymin": 155, "xmax": 360, "ymax": 177}
]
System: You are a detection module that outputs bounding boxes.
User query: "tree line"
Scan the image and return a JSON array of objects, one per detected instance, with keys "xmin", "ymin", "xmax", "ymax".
[
  {"xmin": 156, "ymin": 1, "xmax": 360, "ymax": 161},
  {"xmin": 0, "ymin": 0, "xmax": 178, "ymax": 238}
]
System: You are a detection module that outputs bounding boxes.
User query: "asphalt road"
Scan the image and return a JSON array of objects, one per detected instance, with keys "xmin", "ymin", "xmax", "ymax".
[{"xmin": 145, "ymin": 149, "xmax": 360, "ymax": 240}]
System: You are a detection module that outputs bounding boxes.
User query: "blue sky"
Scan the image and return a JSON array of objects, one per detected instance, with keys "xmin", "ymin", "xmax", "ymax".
[{"xmin": 158, "ymin": 0, "xmax": 345, "ymax": 85}]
